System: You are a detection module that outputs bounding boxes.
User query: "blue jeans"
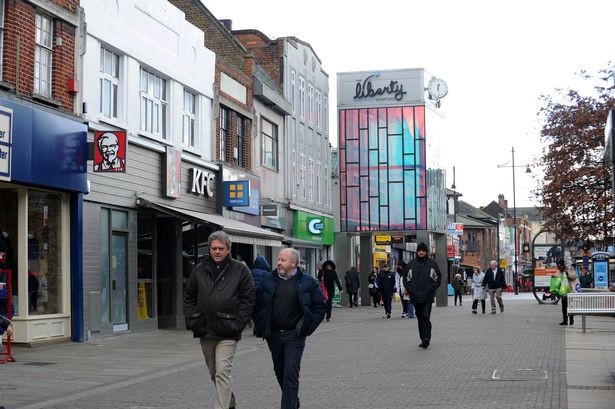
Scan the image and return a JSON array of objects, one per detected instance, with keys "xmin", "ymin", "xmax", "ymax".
[
  {"xmin": 407, "ymin": 302, "xmax": 415, "ymax": 318},
  {"xmin": 266, "ymin": 330, "xmax": 306, "ymax": 409},
  {"xmin": 381, "ymin": 292, "xmax": 393, "ymax": 315}
]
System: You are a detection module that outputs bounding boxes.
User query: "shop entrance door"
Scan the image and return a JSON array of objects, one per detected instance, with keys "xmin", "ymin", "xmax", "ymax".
[
  {"xmin": 111, "ymin": 233, "xmax": 127, "ymax": 331},
  {"xmin": 157, "ymin": 217, "xmax": 176, "ymax": 328}
]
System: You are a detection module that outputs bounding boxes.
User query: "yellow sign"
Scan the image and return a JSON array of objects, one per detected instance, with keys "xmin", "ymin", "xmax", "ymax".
[
  {"xmin": 375, "ymin": 235, "xmax": 391, "ymax": 245},
  {"xmin": 137, "ymin": 281, "xmax": 148, "ymax": 320},
  {"xmin": 499, "ymin": 260, "xmax": 508, "ymax": 268}
]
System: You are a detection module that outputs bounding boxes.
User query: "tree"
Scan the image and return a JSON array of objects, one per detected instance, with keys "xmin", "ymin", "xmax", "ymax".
[{"xmin": 535, "ymin": 64, "xmax": 615, "ymax": 248}]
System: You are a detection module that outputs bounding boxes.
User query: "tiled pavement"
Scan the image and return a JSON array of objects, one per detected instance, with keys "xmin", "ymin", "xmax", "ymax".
[{"xmin": 1, "ymin": 293, "xmax": 613, "ymax": 409}]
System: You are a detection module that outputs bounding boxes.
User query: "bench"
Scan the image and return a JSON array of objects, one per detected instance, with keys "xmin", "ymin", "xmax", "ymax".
[{"xmin": 566, "ymin": 292, "xmax": 615, "ymax": 333}]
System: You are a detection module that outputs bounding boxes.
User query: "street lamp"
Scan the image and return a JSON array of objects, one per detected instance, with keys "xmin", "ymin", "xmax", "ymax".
[{"xmin": 497, "ymin": 147, "xmax": 531, "ymax": 295}]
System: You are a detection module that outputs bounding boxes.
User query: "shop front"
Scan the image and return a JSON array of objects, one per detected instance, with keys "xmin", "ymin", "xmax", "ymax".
[
  {"xmin": 286, "ymin": 210, "xmax": 334, "ymax": 276},
  {"xmin": 0, "ymin": 97, "xmax": 88, "ymax": 344}
]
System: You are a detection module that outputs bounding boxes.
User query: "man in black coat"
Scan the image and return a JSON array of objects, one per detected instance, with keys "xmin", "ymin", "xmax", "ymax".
[
  {"xmin": 483, "ymin": 259, "xmax": 507, "ymax": 314},
  {"xmin": 344, "ymin": 266, "xmax": 360, "ymax": 307},
  {"xmin": 183, "ymin": 231, "xmax": 255, "ymax": 409},
  {"xmin": 403, "ymin": 242, "xmax": 441, "ymax": 348}
]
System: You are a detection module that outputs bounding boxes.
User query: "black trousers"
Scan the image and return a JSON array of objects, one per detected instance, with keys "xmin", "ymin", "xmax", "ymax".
[
  {"xmin": 381, "ymin": 292, "xmax": 393, "ymax": 315},
  {"xmin": 472, "ymin": 299, "xmax": 486, "ymax": 312},
  {"xmin": 561, "ymin": 297, "xmax": 573, "ymax": 324},
  {"xmin": 370, "ymin": 292, "xmax": 379, "ymax": 306},
  {"xmin": 348, "ymin": 292, "xmax": 358, "ymax": 307},
  {"xmin": 413, "ymin": 302, "xmax": 433, "ymax": 343},
  {"xmin": 454, "ymin": 290, "xmax": 463, "ymax": 305},
  {"xmin": 266, "ymin": 330, "xmax": 306, "ymax": 409}
]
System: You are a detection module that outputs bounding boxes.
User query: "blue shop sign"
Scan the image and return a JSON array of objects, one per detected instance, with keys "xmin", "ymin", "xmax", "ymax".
[
  {"xmin": 1, "ymin": 98, "xmax": 87, "ymax": 192},
  {"xmin": 223, "ymin": 180, "xmax": 250, "ymax": 206}
]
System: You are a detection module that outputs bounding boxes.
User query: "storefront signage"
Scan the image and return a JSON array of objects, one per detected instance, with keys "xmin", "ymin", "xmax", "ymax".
[
  {"xmin": 354, "ymin": 73, "xmax": 407, "ymax": 101},
  {"xmin": 447, "ymin": 222, "xmax": 464, "ymax": 236},
  {"xmin": 190, "ymin": 168, "xmax": 215, "ymax": 197},
  {"xmin": 0, "ymin": 106, "xmax": 13, "ymax": 181},
  {"xmin": 164, "ymin": 146, "xmax": 181, "ymax": 198},
  {"xmin": 93, "ymin": 131, "xmax": 126, "ymax": 172},
  {"xmin": 223, "ymin": 181, "xmax": 250, "ymax": 206},
  {"xmin": 262, "ymin": 204, "xmax": 278, "ymax": 217},
  {"xmin": 294, "ymin": 210, "xmax": 334, "ymax": 245},
  {"xmin": 375, "ymin": 235, "xmax": 392, "ymax": 245}
]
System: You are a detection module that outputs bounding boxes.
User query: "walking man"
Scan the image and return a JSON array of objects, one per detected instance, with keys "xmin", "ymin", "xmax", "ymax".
[
  {"xmin": 376, "ymin": 265, "xmax": 396, "ymax": 318},
  {"xmin": 403, "ymin": 242, "xmax": 441, "ymax": 348},
  {"xmin": 254, "ymin": 247, "xmax": 326, "ymax": 409},
  {"xmin": 484, "ymin": 260, "xmax": 506, "ymax": 314},
  {"xmin": 344, "ymin": 266, "xmax": 360, "ymax": 307},
  {"xmin": 183, "ymin": 231, "xmax": 255, "ymax": 409}
]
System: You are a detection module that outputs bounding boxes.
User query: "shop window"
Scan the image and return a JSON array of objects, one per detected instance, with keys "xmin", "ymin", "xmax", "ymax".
[
  {"xmin": 139, "ymin": 68, "xmax": 168, "ymax": 139},
  {"xmin": 0, "ymin": 188, "xmax": 18, "ymax": 316},
  {"xmin": 99, "ymin": 47, "xmax": 120, "ymax": 119},
  {"xmin": 27, "ymin": 190, "xmax": 62, "ymax": 315},
  {"xmin": 137, "ymin": 214, "xmax": 154, "ymax": 320}
]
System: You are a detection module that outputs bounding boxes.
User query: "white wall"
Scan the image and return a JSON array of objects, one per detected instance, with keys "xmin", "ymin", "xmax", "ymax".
[{"xmin": 81, "ymin": 0, "xmax": 215, "ymax": 159}]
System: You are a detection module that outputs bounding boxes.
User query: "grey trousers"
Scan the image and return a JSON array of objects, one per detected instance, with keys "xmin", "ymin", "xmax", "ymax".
[{"xmin": 487, "ymin": 288, "xmax": 504, "ymax": 312}]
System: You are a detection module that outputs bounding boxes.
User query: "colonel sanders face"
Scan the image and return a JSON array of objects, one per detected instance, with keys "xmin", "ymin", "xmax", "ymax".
[{"xmin": 98, "ymin": 133, "xmax": 119, "ymax": 166}]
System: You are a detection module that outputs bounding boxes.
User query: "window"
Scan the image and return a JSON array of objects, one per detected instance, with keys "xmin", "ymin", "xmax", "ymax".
[
  {"xmin": 182, "ymin": 90, "xmax": 196, "ymax": 147},
  {"xmin": 307, "ymin": 83, "xmax": 314, "ymax": 124},
  {"xmin": 324, "ymin": 95, "xmax": 329, "ymax": 132},
  {"xmin": 0, "ymin": 0, "xmax": 5, "ymax": 81},
  {"xmin": 324, "ymin": 166, "xmax": 329, "ymax": 206},
  {"xmin": 28, "ymin": 190, "xmax": 63, "ymax": 315},
  {"xmin": 299, "ymin": 154, "xmax": 306, "ymax": 200},
  {"xmin": 261, "ymin": 118, "xmax": 278, "ymax": 171},
  {"xmin": 290, "ymin": 69, "xmax": 296, "ymax": 113},
  {"xmin": 307, "ymin": 157, "xmax": 314, "ymax": 201},
  {"xmin": 291, "ymin": 148, "xmax": 296, "ymax": 198},
  {"xmin": 236, "ymin": 116, "xmax": 244, "ymax": 167},
  {"xmin": 139, "ymin": 68, "xmax": 167, "ymax": 138},
  {"xmin": 316, "ymin": 89, "xmax": 322, "ymax": 127},
  {"xmin": 99, "ymin": 48, "xmax": 119, "ymax": 119},
  {"xmin": 315, "ymin": 162, "xmax": 322, "ymax": 203},
  {"xmin": 299, "ymin": 77, "xmax": 305, "ymax": 119},
  {"xmin": 219, "ymin": 107, "xmax": 228, "ymax": 161},
  {"xmin": 34, "ymin": 14, "xmax": 53, "ymax": 97}
]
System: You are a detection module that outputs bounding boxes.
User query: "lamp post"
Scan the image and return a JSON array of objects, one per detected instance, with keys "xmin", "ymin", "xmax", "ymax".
[{"xmin": 497, "ymin": 147, "xmax": 531, "ymax": 295}]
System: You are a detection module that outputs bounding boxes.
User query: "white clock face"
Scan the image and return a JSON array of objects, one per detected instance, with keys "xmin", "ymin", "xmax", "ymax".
[{"xmin": 428, "ymin": 78, "xmax": 448, "ymax": 99}]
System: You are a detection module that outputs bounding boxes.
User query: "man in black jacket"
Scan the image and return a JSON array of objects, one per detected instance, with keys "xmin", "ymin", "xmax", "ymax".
[
  {"xmin": 403, "ymin": 242, "xmax": 441, "ymax": 349},
  {"xmin": 253, "ymin": 247, "xmax": 326, "ymax": 409},
  {"xmin": 484, "ymin": 260, "xmax": 506, "ymax": 314},
  {"xmin": 183, "ymin": 231, "xmax": 255, "ymax": 409}
]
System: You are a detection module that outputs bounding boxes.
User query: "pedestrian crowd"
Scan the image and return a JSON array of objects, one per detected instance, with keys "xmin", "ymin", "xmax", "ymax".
[{"xmin": 180, "ymin": 232, "xmax": 594, "ymax": 409}]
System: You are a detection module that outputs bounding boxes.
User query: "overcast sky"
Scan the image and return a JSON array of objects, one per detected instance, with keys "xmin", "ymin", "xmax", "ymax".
[{"xmin": 202, "ymin": 0, "xmax": 614, "ymax": 208}]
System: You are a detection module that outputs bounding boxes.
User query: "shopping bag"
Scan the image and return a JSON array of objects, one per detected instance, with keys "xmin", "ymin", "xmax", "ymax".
[
  {"xmin": 559, "ymin": 278, "xmax": 571, "ymax": 296},
  {"xmin": 320, "ymin": 280, "xmax": 329, "ymax": 302},
  {"xmin": 549, "ymin": 276, "xmax": 561, "ymax": 296}
]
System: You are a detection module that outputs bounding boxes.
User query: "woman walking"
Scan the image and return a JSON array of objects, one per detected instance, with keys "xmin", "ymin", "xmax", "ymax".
[
  {"xmin": 471, "ymin": 267, "xmax": 486, "ymax": 314},
  {"xmin": 318, "ymin": 260, "xmax": 342, "ymax": 321},
  {"xmin": 367, "ymin": 268, "xmax": 379, "ymax": 307}
]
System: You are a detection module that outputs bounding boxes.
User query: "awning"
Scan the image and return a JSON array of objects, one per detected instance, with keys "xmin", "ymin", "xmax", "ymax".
[
  {"xmin": 137, "ymin": 199, "xmax": 284, "ymax": 247},
  {"xmin": 282, "ymin": 236, "xmax": 324, "ymax": 249}
]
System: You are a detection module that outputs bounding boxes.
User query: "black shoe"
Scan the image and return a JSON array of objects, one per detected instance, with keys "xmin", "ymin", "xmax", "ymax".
[
  {"xmin": 354, "ymin": 302, "xmax": 359, "ymax": 307},
  {"xmin": 419, "ymin": 340, "xmax": 430, "ymax": 348},
  {"xmin": 559, "ymin": 321, "xmax": 567, "ymax": 325},
  {"xmin": 472, "ymin": 310, "xmax": 477, "ymax": 314},
  {"xmin": 386, "ymin": 314, "xmax": 391, "ymax": 318}
]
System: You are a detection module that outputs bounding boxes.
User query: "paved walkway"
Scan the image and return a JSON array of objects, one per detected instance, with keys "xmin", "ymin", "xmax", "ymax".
[{"xmin": 0, "ymin": 293, "xmax": 613, "ymax": 409}]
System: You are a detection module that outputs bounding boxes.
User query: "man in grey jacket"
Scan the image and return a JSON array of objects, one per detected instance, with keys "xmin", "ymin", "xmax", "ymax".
[{"xmin": 184, "ymin": 231, "xmax": 255, "ymax": 409}]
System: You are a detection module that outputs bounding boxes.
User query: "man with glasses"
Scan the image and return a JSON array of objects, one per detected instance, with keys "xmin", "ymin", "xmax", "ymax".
[{"xmin": 94, "ymin": 131, "xmax": 125, "ymax": 172}]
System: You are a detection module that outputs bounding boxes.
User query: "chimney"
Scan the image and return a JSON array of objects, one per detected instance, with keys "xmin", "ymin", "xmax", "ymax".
[
  {"xmin": 219, "ymin": 19, "xmax": 232, "ymax": 31},
  {"xmin": 498, "ymin": 194, "xmax": 508, "ymax": 210}
]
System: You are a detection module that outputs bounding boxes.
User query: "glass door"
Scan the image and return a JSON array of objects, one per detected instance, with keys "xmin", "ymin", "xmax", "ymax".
[{"xmin": 111, "ymin": 233, "xmax": 127, "ymax": 330}]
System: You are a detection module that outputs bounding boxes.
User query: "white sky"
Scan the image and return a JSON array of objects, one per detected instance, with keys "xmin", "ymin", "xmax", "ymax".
[{"xmin": 202, "ymin": 0, "xmax": 614, "ymax": 208}]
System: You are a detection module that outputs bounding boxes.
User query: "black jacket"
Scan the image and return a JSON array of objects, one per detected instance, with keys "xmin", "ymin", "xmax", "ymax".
[
  {"xmin": 183, "ymin": 255, "xmax": 255, "ymax": 340},
  {"xmin": 483, "ymin": 267, "xmax": 506, "ymax": 289},
  {"xmin": 318, "ymin": 260, "xmax": 342, "ymax": 295},
  {"xmin": 253, "ymin": 268, "xmax": 326, "ymax": 338},
  {"xmin": 403, "ymin": 256, "xmax": 442, "ymax": 303}
]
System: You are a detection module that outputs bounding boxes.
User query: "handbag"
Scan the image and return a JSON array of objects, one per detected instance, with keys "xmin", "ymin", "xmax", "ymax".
[{"xmin": 559, "ymin": 278, "xmax": 572, "ymax": 296}]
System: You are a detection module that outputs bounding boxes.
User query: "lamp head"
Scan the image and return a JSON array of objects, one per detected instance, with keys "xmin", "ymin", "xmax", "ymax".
[{"xmin": 525, "ymin": 166, "xmax": 531, "ymax": 173}]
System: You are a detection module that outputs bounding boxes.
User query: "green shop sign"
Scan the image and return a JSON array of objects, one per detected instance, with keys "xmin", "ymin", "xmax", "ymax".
[{"xmin": 294, "ymin": 211, "xmax": 334, "ymax": 245}]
